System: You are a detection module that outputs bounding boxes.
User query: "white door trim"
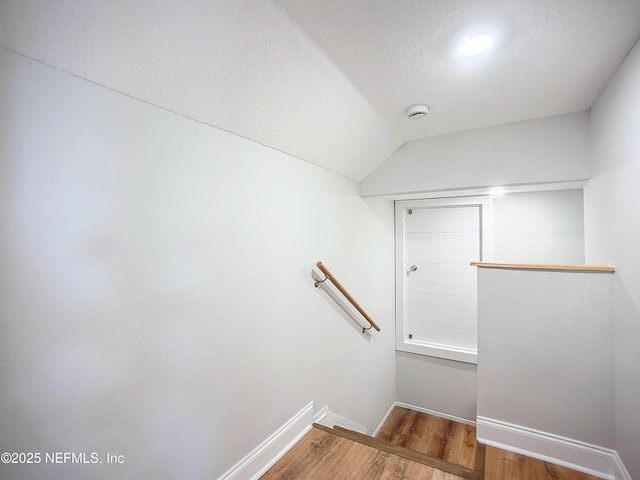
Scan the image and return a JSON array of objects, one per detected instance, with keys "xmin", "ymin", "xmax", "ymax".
[{"xmin": 395, "ymin": 196, "xmax": 493, "ymax": 364}]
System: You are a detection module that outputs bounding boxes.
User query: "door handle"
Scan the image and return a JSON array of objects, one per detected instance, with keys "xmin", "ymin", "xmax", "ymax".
[{"xmin": 408, "ymin": 265, "xmax": 418, "ymax": 275}]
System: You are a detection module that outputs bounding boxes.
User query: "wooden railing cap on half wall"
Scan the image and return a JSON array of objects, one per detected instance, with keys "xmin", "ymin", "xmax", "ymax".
[
  {"xmin": 314, "ymin": 261, "xmax": 381, "ymax": 332},
  {"xmin": 470, "ymin": 262, "xmax": 615, "ymax": 273}
]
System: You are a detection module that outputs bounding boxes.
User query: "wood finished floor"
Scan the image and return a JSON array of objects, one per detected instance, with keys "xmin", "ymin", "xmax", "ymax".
[
  {"xmin": 377, "ymin": 407, "xmax": 600, "ymax": 480},
  {"xmin": 376, "ymin": 406, "xmax": 476, "ymax": 469},
  {"xmin": 261, "ymin": 406, "xmax": 603, "ymax": 480},
  {"xmin": 260, "ymin": 427, "xmax": 461, "ymax": 480},
  {"xmin": 483, "ymin": 447, "xmax": 601, "ymax": 480}
]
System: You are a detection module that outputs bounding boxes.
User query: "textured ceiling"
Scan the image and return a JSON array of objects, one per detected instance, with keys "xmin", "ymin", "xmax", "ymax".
[{"xmin": 1, "ymin": 0, "xmax": 639, "ymax": 182}]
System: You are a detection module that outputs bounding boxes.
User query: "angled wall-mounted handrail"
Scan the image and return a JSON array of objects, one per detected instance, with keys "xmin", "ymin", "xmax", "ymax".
[{"xmin": 314, "ymin": 261, "xmax": 381, "ymax": 332}]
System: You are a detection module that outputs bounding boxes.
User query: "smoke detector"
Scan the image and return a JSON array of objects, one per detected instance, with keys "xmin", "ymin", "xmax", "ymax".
[{"xmin": 405, "ymin": 104, "xmax": 430, "ymax": 120}]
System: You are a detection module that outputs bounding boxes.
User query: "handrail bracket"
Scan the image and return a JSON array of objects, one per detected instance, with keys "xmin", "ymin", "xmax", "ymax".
[
  {"xmin": 313, "ymin": 261, "xmax": 381, "ymax": 332},
  {"xmin": 314, "ymin": 275, "xmax": 329, "ymax": 287}
]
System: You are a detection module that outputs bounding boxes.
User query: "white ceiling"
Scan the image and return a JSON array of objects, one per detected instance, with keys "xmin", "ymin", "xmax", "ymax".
[{"xmin": 1, "ymin": 0, "xmax": 639, "ymax": 182}]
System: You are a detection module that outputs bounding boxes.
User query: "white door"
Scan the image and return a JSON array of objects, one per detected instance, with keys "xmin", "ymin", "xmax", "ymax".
[{"xmin": 395, "ymin": 197, "xmax": 492, "ymax": 364}]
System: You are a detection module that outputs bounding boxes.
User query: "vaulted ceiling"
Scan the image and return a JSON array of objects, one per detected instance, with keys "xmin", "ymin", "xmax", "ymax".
[{"xmin": 1, "ymin": 0, "xmax": 639, "ymax": 181}]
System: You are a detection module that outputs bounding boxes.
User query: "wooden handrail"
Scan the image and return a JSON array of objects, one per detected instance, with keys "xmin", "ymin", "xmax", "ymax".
[
  {"xmin": 470, "ymin": 262, "xmax": 615, "ymax": 273},
  {"xmin": 315, "ymin": 261, "xmax": 381, "ymax": 332}
]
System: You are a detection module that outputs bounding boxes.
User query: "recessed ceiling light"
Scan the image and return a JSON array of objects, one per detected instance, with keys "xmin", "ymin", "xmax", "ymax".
[{"xmin": 458, "ymin": 34, "xmax": 494, "ymax": 56}]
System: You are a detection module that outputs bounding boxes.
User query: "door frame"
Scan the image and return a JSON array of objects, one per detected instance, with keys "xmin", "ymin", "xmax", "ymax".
[{"xmin": 394, "ymin": 196, "xmax": 494, "ymax": 364}]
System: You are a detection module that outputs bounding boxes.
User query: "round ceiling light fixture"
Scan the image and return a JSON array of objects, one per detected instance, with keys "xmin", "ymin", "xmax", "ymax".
[
  {"xmin": 458, "ymin": 34, "xmax": 494, "ymax": 56},
  {"xmin": 405, "ymin": 104, "xmax": 430, "ymax": 120}
]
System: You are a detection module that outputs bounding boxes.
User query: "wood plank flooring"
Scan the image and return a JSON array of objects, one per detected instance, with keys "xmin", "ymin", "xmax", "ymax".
[
  {"xmin": 376, "ymin": 406, "xmax": 476, "ymax": 469},
  {"xmin": 376, "ymin": 407, "xmax": 601, "ymax": 480},
  {"xmin": 261, "ymin": 406, "xmax": 603, "ymax": 480},
  {"xmin": 320, "ymin": 424, "xmax": 482, "ymax": 480},
  {"xmin": 483, "ymin": 446, "xmax": 600, "ymax": 480},
  {"xmin": 260, "ymin": 427, "xmax": 462, "ymax": 480}
]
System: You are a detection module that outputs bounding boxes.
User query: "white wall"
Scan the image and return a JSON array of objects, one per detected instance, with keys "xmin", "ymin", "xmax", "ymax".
[
  {"xmin": 395, "ymin": 189, "xmax": 585, "ymax": 422},
  {"xmin": 477, "ymin": 268, "xmax": 614, "ymax": 448},
  {"xmin": 0, "ymin": 48, "xmax": 396, "ymax": 480},
  {"xmin": 396, "ymin": 353, "xmax": 477, "ymax": 421},
  {"xmin": 493, "ymin": 190, "xmax": 585, "ymax": 264},
  {"xmin": 360, "ymin": 112, "xmax": 591, "ymax": 197},
  {"xmin": 584, "ymin": 39, "xmax": 640, "ymax": 479}
]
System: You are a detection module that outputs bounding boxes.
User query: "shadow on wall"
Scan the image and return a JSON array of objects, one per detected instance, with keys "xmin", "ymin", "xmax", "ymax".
[
  {"xmin": 395, "ymin": 350, "xmax": 478, "ymax": 422},
  {"xmin": 613, "ymin": 275, "xmax": 640, "ymax": 477},
  {"xmin": 363, "ymin": 197, "xmax": 395, "ymax": 236},
  {"xmin": 309, "ymin": 267, "xmax": 373, "ymax": 341}
]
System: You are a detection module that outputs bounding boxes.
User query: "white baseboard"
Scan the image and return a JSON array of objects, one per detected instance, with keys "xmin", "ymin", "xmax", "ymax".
[
  {"xmin": 612, "ymin": 451, "xmax": 632, "ymax": 480},
  {"xmin": 373, "ymin": 401, "xmax": 476, "ymax": 436},
  {"xmin": 476, "ymin": 416, "xmax": 630, "ymax": 480},
  {"xmin": 216, "ymin": 403, "xmax": 631, "ymax": 480},
  {"xmin": 396, "ymin": 402, "xmax": 476, "ymax": 426},
  {"xmin": 313, "ymin": 405, "xmax": 329, "ymax": 424},
  {"xmin": 372, "ymin": 403, "xmax": 398, "ymax": 437},
  {"xmin": 313, "ymin": 405, "xmax": 367, "ymax": 433},
  {"xmin": 217, "ymin": 402, "xmax": 314, "ymax": 480}
]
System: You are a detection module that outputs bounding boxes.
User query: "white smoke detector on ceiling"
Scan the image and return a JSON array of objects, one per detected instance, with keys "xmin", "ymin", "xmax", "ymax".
[{"xmin": 405, "ymin": 104, "xmax": 430, "ymax": 119}]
